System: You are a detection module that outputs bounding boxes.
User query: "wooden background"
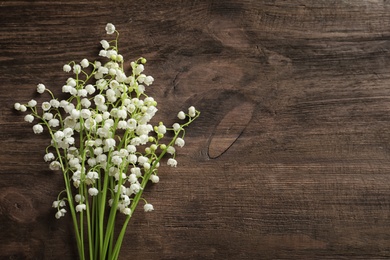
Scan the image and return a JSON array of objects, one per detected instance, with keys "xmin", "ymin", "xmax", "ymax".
[{"xmin": 1, "ymin": 0, "xmax": 390, "ymax": 259}]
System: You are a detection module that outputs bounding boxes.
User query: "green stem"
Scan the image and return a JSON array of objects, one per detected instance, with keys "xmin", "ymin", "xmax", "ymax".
[
  {"xmin": 80, "ymin": 209, "xmax": 85, "ymax": 259},
  {"xmin": 41, "ymin": 118, "xmax": 83, "ymax": 259},
  {"xmin": 102, "ymin": 160, "xmax": 125, "ymax": 259},
  {"xmin": 99, "ymin": 166, "xmax": 109, "ymax": 257},
  {"xmin": 111, "ymin": 111, "xmax": 200, "ymax": 258},
  {"xmin": 84, "ymin": 183, "xmax": 93, "ymax": 260},
  {"xmin": 92, "ymin": 194, "xmax": 98, "ymax": 260}
]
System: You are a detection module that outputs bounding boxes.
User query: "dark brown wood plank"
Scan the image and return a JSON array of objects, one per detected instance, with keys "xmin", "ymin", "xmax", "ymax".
[{"xmin": 1, "ymin": 0, "xmax": 390, "ymax": 259}]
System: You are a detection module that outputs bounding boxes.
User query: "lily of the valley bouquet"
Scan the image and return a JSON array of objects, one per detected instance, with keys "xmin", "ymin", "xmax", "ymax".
[{"xmin": 14, "ymin": 23, "xmax": 199, "ymax": 260}]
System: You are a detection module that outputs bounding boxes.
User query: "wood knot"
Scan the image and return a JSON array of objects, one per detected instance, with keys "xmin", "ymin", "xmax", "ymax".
[
  {"xmin": 0, "ymin": 188, "xmax": 37, "ymax": 223},
  {"xmin": 208, "ymin": 100, "xmax": 255, "ymax": 159}
]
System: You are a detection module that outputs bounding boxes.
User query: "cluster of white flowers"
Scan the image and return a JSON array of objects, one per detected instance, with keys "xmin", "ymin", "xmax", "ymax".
[{"xmin": 14, "ymin": 23, "xmax": 200, "ymax": 221}]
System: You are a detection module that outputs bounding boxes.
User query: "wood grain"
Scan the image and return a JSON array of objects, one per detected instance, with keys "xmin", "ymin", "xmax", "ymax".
[{"xmin": 1, "ymin": 0, "xmax": 390, "ymax": 259}]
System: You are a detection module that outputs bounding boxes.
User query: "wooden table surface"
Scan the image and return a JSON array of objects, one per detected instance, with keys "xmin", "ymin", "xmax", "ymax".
[{"xmin": 1, "ymin": 1, "xmax": 390, "ymax": 259}]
